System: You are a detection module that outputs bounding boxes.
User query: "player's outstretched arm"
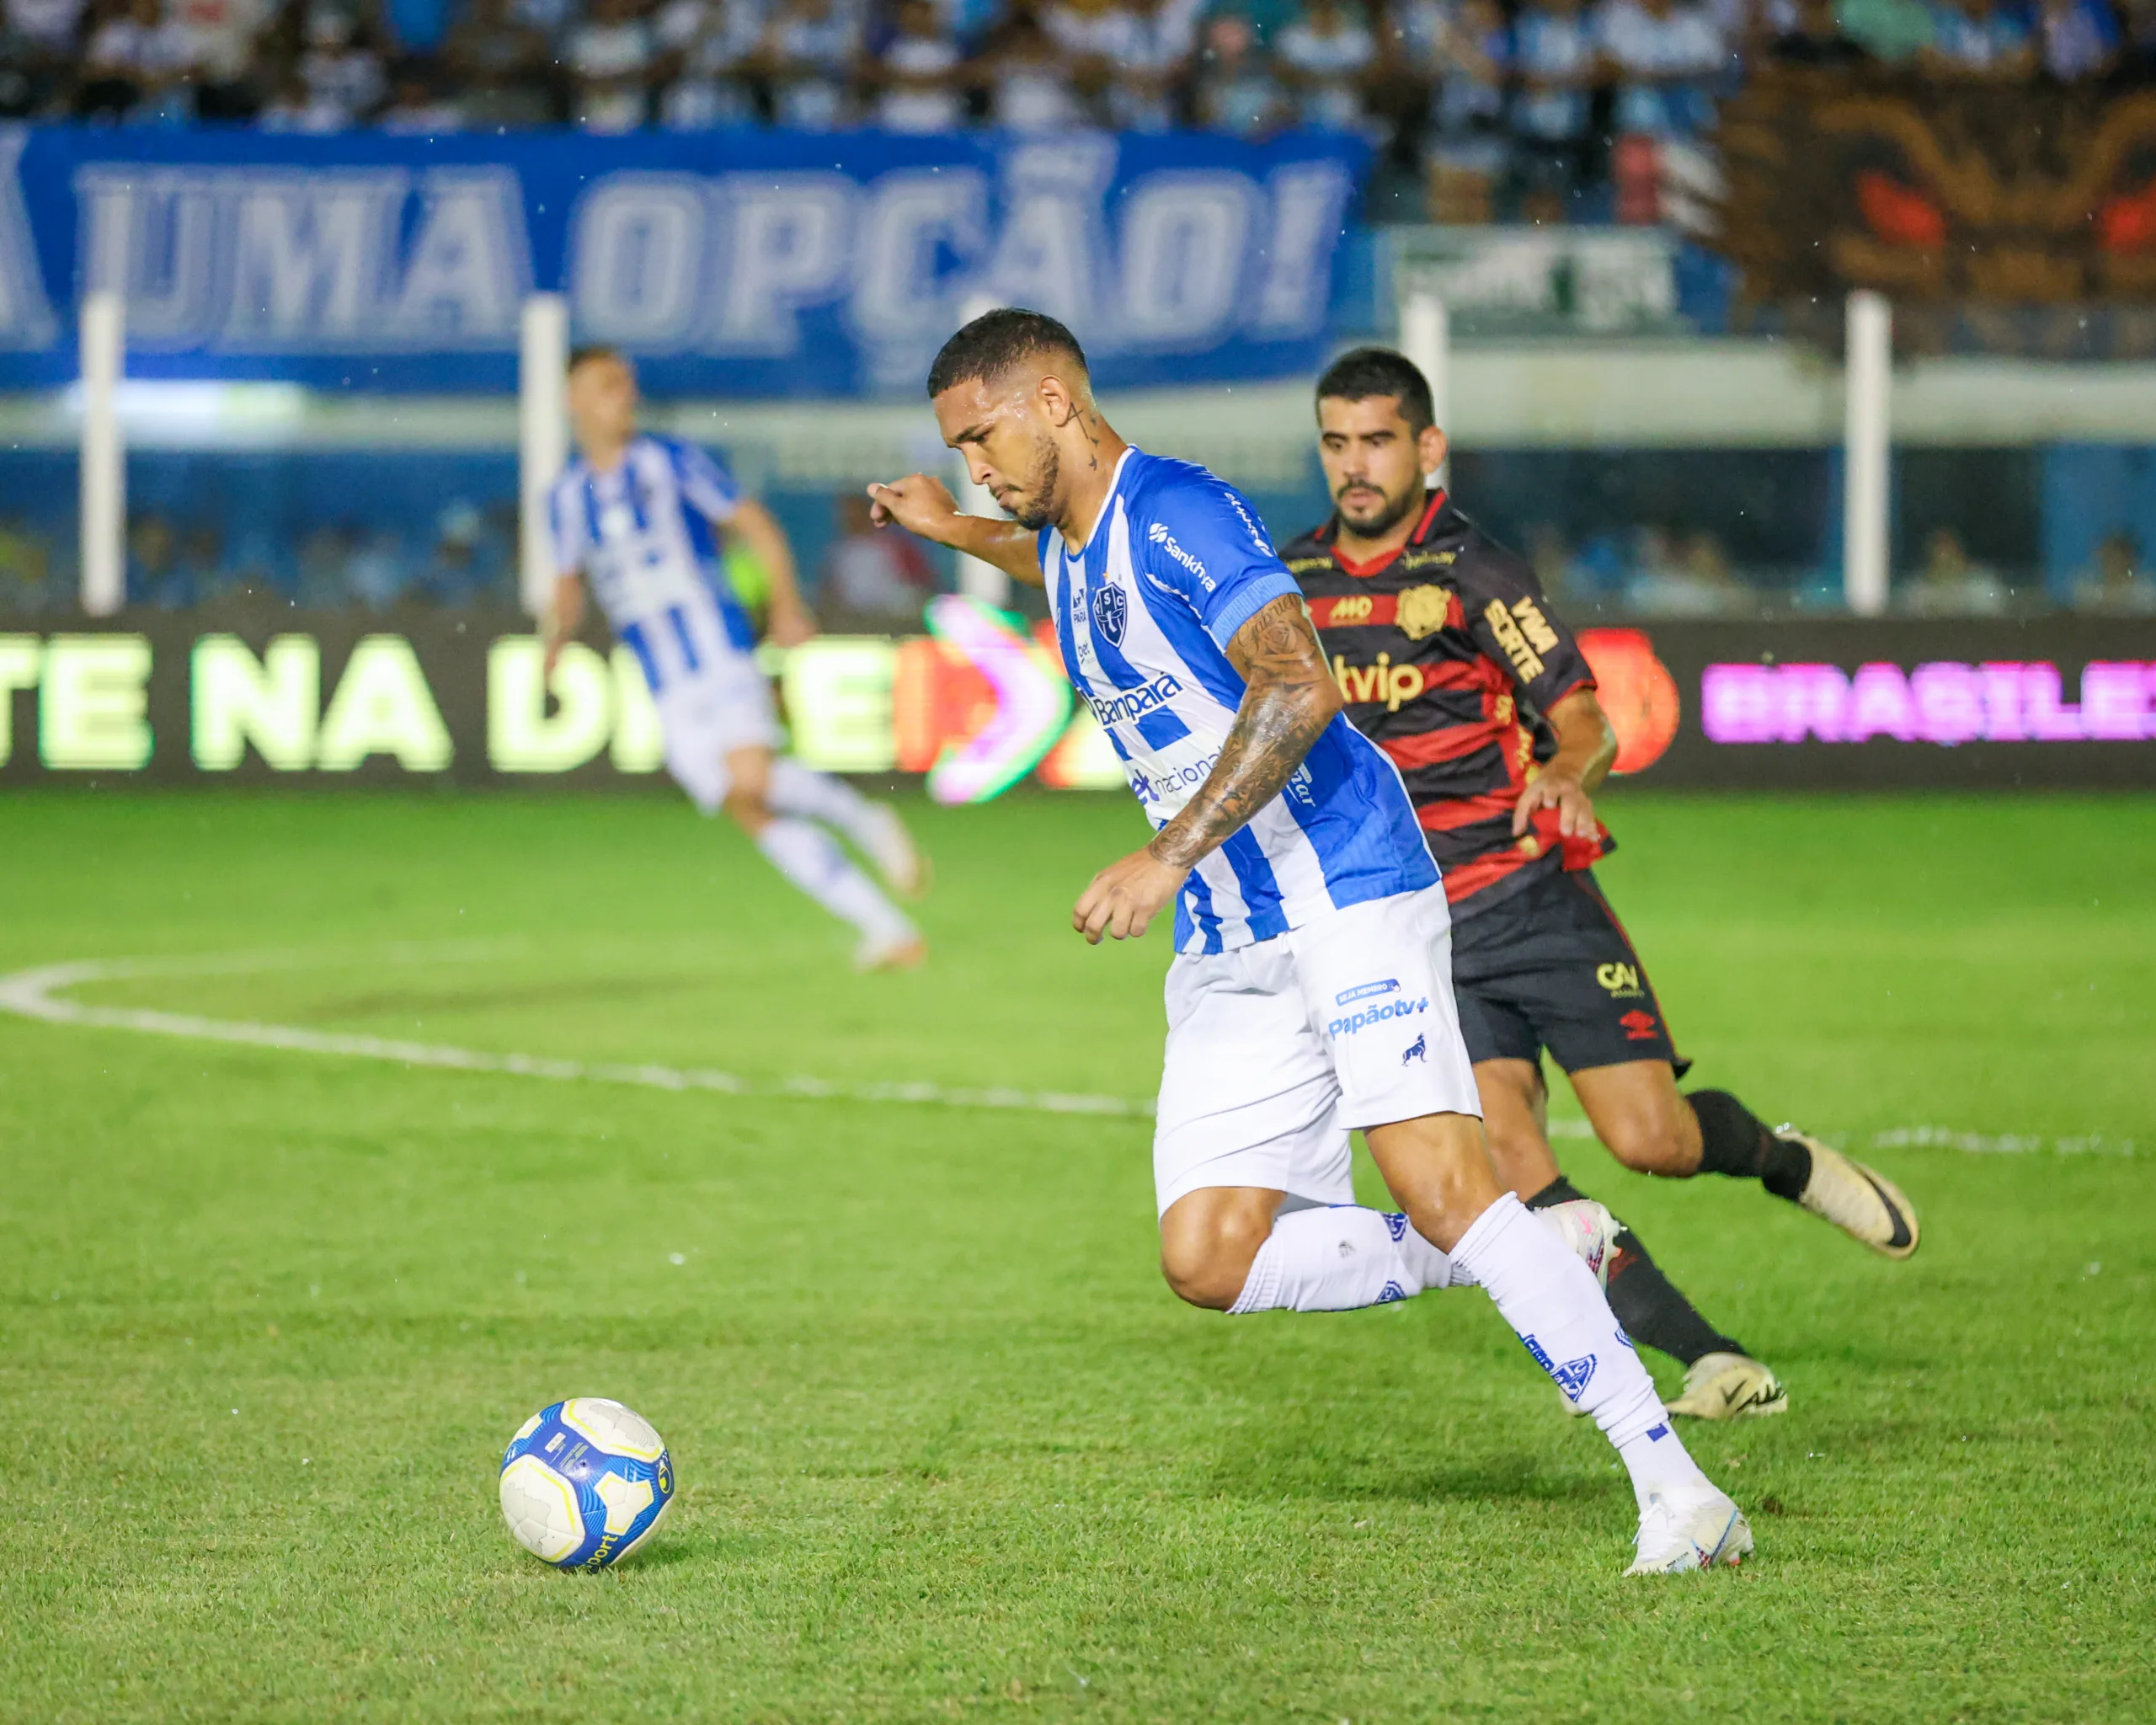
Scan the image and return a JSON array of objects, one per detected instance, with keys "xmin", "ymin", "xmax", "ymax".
[
  {"xmin": 1073, "ymin": 594, "xmax": 1342, "ymax": 943},
  {"xmin": 865, "ymin": 475, "xmax": 1045, "ymax": 587},
  {"xmin": 728, "ymin": 497, "xmax": 816, "ymax": 646},
  {"xmin": 542, "ymin": 573, "xmax": 585, "ymax": 681}
]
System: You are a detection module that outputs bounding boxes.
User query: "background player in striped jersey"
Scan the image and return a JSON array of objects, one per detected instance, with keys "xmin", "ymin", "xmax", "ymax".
[
  {"xmin": 867, "ymin": 309, "xmax": 1751, "ymax": 1574},
  {"xmin": 1283, "ymin": 346, "xmax": 1922, "ymax": 1420},
  {"xmin": 544, "ymin": 347, "xmax": 927, "ymax": 970}
]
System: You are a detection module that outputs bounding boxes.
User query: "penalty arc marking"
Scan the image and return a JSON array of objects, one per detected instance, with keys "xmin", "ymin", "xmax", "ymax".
[{"xmin": 0, "ymin": 950, "xmax": 1155, "ymax": 1122}]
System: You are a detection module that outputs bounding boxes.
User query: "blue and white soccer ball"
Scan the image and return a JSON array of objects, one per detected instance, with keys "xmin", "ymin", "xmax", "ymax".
[{"xmin": 499, "ymin": 1397, "xmax": 675, "ymax": 1569}]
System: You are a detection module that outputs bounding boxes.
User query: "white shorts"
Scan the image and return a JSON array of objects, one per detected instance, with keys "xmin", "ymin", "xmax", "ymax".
[
  {"xmin": 658, "ymin": 657, "xmax": 781, "ymax": 814},
  {"xmin": 1151, "ymin": 884, "xmax": 1481, "ymax": 1217}
]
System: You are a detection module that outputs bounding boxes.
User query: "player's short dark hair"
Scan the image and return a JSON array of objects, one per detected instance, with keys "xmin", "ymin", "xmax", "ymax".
[
  {"xmin": 567, "ymin": 344, "xmax": 624, "ymax": 376},
  {"xmin": 1315, "ymin": 346, "xmax": 1435, "ymax": 435},
  {"xmin": 926, "ymin": 307, "xmax": 1088, "ymax": 398}
]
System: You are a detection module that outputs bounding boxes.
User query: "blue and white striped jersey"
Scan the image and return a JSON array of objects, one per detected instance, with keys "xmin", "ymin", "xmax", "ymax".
[
  {"xmin": 1043, "ymin": 447, "xmax": 1438, "ymax": 954},
  {"xmin": 547, "ymin": 432, "xmax": 757, "ymax": 694}
]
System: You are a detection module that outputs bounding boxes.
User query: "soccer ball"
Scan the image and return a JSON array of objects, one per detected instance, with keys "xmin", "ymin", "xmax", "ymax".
[{"xmin": 499, "ymin": 1397, "xmax": 675, "ymax": 1569}]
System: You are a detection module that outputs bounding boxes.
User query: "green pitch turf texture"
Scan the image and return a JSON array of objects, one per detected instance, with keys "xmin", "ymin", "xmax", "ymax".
[{"xmin": 3, "ymin": 788, "xmax": 2152, "ymax": 1724}]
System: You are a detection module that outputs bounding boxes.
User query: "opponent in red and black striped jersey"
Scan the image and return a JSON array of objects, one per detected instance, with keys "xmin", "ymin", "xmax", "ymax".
[
  {"xmin": 1294, "ymin": 346, "xmax": 1921, "ymax": 1417},
  {"xmin": 1281, "ymin": 489, "xmax": 1611, "ymax": 917}
]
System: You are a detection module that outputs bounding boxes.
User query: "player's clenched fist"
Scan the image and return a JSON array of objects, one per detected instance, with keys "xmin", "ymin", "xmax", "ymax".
[
  {"xmin": 1073, "ymin": 846, "xmax": 1190, "ymax": 944},
  {"xmin": 866, "ymin": 474, "xmax": 960, "ymax": 537}
]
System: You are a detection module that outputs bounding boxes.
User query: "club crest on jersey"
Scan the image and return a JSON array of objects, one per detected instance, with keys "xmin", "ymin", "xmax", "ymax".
[
  {"xmin": 1091, "ymin": 580, "xmax": 1128, "ymax": 644},
  {"xmin": 1396, "ymin": 584, "xmax": 1453, "ymax": 641}
]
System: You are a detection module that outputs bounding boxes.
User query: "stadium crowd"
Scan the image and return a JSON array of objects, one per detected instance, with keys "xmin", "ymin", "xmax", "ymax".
[{"xmin": 5, "ymin": 0, "xmax": 2154, "ymax": 221}]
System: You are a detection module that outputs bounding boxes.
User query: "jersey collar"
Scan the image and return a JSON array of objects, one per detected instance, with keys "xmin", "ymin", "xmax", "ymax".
[
  {"xmin": 1322, "ymin": 487, "xmax": 1449, "ymax": 578},
  {"xmin": 1058, "ymin": 445, "xmax": 1138, "ymax": 559}
]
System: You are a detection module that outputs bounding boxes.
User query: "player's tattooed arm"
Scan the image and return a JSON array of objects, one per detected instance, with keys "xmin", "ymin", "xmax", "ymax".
[
  {"xmin": 865, "ymin": 474, "xmax": 1045, "ymax": 586},
  {"xmin": 1073, "ymin": 593, "xmax": 1338, "ymax": 944},
  {"xmin": 1147, "ymin": 593, "xmax": 1344, "ymax": 872}
]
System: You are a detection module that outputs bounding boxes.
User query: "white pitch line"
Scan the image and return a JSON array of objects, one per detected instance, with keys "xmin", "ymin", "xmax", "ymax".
[
  {"xmin": 0, "ymin": 953, "xmax": 2136, "ymax": 1154},
  {"xmin": 0, "ymin": 953, "xmax": 1153, "ymax": 1122},
  {"xmin": 1547, "ymin": 1113, "xmax": 2135, "ymax": 1157}
]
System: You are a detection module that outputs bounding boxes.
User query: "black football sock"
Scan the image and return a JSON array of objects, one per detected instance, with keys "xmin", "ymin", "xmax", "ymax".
[
  {"xmin": 1526, "ymin": 1177, "xmax": 1744, "ymax": 1368},
  {"xmin": 1688, "ymin": 1087, "xmax": 1812, "ymax": 1201}
]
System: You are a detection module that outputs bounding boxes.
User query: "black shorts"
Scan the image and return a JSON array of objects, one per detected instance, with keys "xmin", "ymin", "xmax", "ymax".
[{"xmin": 1448, "ymin": 866, "xmax": 1689, "ymax": 1076}]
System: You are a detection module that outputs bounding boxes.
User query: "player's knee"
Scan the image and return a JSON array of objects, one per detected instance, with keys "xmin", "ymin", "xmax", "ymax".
[
  {"xmin": 1158, "ymin": 1204, "xmax": 1273, "ymax": 1311},
  {"xmin": 1599, "ymin": 1103, "xmax": 1694, "ymax": 1175},
  {"xmin": 721, "ymin": 789, "xmax": 772, "ymax": 832}
]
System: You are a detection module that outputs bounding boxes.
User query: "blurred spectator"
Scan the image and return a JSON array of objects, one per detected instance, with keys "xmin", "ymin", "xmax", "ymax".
[
  {"xmin": 1598, "ymin": 0, "xmax": 1726, "ymax": 138},
  {"xmin": 657, "ymin": 0, "xmax": 760, "ymax": 126},
  {"xmin": 2069, "ymin": 531, "xmax": 2156, "ymax": 614},
  {"xmin": 1767, "ymin": 0, "xmax": 1870, "ymax": 61},
  {"xmin": 259, "ymin": 61, "xmax": 349, "ymax": 125},
  {"xmin": 1042, "ymin": 0, "xmax": 1195, "ymax": 129},
  {"xmin": 174, "ymin": 521, "xmax": 227, "ymax": 601},
  {"xmin": 821, "ymin": 493, "xmax": 936, "ymax": 624},
  {"xmin": 345, "ymin": 527, "xmax": 407, "ymax": 608},
  {"xmin": 77, "ymin": 0, "xmax": 205, "ymax": 118},
  {"xmin": 2125, "ymin": 0, "xmax": 2156, "ymax": 72},
  {"xmin": 0, "ymin": 515, "xmax": 52, "ymax": 612},
  {"xmin": 377, "ymin": 65, "xmax": 464, "ymax": 126},
  {"xmin": 566, "ymin": 0, "xmax": 656, "ymax": 130},
  {"xmin": 871, "ymin": 0, "xmax": 963, "ymax": 131},
  {"xmin": 1625, "ymin": 527, "xmax": 1751, "ymax": 615},
  {"xmin": 1192, "ymin": 12, "xmax": 1287, "ymax": 136},
  {"xmin": 296, "ymin": 6, "xmax": 387, "ymax": 123},
  {"xmin": 1422, "ymin": 0, "xmax": 1511, "ymax": 222},
  {"xmin": 129, "ymin": 511, "xmax": 189, "ymax": 608},
  {"xmin": 1512, "ymin": 0, "xmax": 1597, "ymax": 219},
  {"xmin": 5, "ymin": 0, "xmax": 90, "ymax": 60},
  {"xmin": 2034, "ymin": 0, "xmax": 2116, "ymax": 74},
  {"xmin": 760, "ymin": 0, "xmax": 861, "ymax": 130},
  {"xmin": 1900, "ymin": 526, "xmax": 2009, "ymax": 616},
  {"xmin": 441, "ymin": 0, "xmax": 554, "ymax": 125},
  {"xmin": 1273, "ymin": 0, "xmax": 1375, "ymax": 131},
  {"xmin": 985, "ymin": 5, "xmax": 1087, "ymax": 129},
  {"xmin": 1921, "ymin": 0, "xmax": 2032, "ymax": 75},
  {"xmin": 1838, "ymin": 0, "xmax": 1936, "ymax": 57},
  {"xmin": 510, "ymin": 0, "xmax": 575, "ymax": 40},
  {"xmin": 414, "ymin": 500, "xmax": 502, "ymax": 604}
]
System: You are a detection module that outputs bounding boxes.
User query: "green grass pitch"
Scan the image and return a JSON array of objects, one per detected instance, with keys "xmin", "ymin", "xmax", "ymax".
[{"xmin": 3, "ymin": 787, "xmax": 2153, "ymax": 1722}]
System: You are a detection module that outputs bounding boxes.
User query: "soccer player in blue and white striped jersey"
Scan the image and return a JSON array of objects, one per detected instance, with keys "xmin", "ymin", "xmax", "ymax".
[
  {"xmin": 544, "ymin": 348, "xmax": 926, "ymax": 969},
  {"xmin": 870, "ymin": 310, "xmax": 1749, "ymax": 1574}
]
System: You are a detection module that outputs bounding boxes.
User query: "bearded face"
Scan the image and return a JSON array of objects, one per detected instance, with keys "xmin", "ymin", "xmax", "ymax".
[{"xmin": 997, "ymin": 436, "xmax": 1062, "ymax": 531}]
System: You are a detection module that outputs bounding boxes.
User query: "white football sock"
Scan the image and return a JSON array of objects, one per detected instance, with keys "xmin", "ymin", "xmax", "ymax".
[
  {"xmin": 1450, "ymin": 1193, "xmax": 1709, "ymax": 1508},
  {"xmin": 768, "ymin": 758, "xmax": 884, "ymax": 851},
  {"xmin": 755, "ymin": 818, "xmax": 914, "ymax": 944},
  {"xmin": 1227, "ymin": 1205, "xmax": 1454, "ymax": 1314}
]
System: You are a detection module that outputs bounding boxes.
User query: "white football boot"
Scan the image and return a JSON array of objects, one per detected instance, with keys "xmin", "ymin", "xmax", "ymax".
[
  {"xmin": 1666, "ymin": 1351, "xmax": 1789, "ymax": 1420},
  {"xmin": 1625, "ymin": 1484, "xmax": 1753, "ymax": 1575},
  {"xmin": 1782, "ymin": 1130, "xmax": 1920, "ymax": 1258},
  {"xmin": 862, "ymin": 804, "xmax": 931, "ymax": 900}
]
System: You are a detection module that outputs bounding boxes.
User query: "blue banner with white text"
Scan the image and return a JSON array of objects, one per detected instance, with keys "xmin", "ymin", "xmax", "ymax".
[{"xmin": 0, "ymin": 126, "xmax": 1365, "ymax": 397}]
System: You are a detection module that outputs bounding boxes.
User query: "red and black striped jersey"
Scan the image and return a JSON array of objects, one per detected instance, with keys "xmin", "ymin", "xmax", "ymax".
[{"xmin": 1282, "ymin": 492, "xmax": 1609, "ymax": 916}]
